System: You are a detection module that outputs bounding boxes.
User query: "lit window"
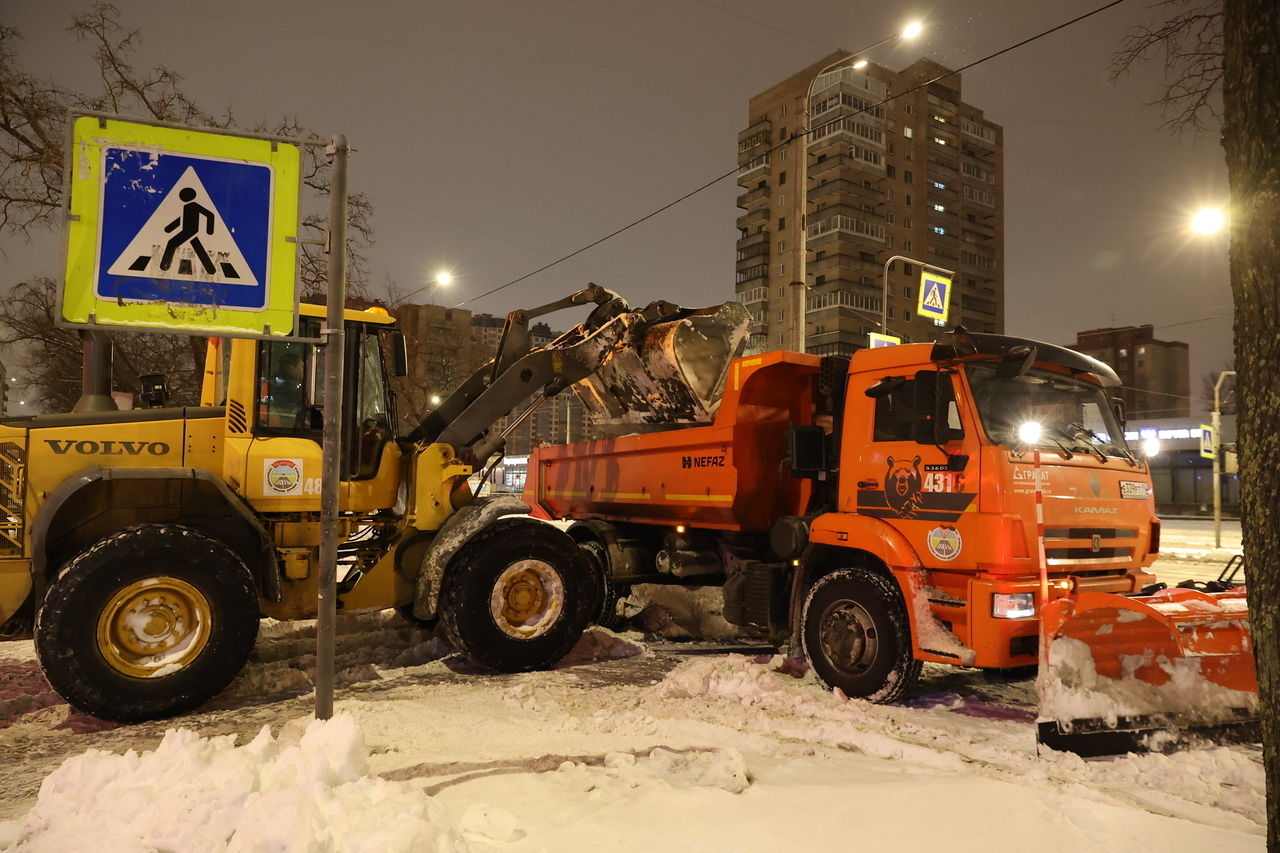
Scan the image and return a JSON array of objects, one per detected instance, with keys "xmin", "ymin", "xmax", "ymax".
[
  {"xmin": 932, "ymin": 181, "xmax": 946, "ymax": 190},
  {"xmin": 932, "ymin": 226, "xmax": 946, "ymax": 235},
  {"xmin": 904, "ymin": 127, "xmax": 914, "ymax": 138},
  {"xmin": 933, "ymin": 204, "xmax": 945, "ymax": 212},
  {"xmin": 932, "ymin": 137, "xmax": 947, "ymax": 146}
]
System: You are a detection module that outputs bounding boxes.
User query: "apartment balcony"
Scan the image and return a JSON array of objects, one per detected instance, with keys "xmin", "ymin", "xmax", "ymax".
[
  {"xmin": 737, "ymin": 154, "xmax": 771, "ymax": 187},
  {"xmin": 808, "ymin": 176, "xmax": 883, "ymax": 209},
  {"xmin": 737, "ymin": 118, "xmax": 772, "ymax": 157},
  {"xmin": 737, "ymin": 185, "xmax": 769, "ymax": 209},
  {"xmin": 808, "ymin": 214, "xmax": 886, "ymax": 243},
  {"xmin": 735, "ymin": 264, "xmax": 768, "ymax": 285},
  {"xmin": 807, "ymin": 228, "xmax": 887, "ymax": 261},
  {"xmin": 736, "ymin": 206, "xmax": 770, "ymax": 231},
  {"xmin": 807, "ymin": 255, "xmax": 883, "ymax": 286}
]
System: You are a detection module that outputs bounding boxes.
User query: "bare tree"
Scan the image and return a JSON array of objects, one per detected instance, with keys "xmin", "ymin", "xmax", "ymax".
[
  {"xmin": 1116, "ymin": 0, "xmax": 1280, "ymax": 843},
  {"xmin": 0, "ymin": 3, "xmax": 375, "ymax": 408},
  {"xmin": 0, "ymin": 276, "xmax": 206, "ymax": 411}
]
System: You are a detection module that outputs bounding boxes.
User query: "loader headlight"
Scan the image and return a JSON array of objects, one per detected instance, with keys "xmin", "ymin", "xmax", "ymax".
[{"xmin": 992, "ymin": 593, "xmax": 1035, "ymax": 619}]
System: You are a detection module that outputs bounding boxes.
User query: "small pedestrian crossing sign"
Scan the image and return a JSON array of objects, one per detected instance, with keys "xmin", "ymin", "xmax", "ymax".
[
  {"xmin": 63, "ymin": 115, "xmax": 302, "ymax": 338},
  {"xmin": 868, "ymin": 332, "xmax": 900, "ymax": 348},
  {"xmin": 916, "ymin": 269, "xmax": 953, "ymax": 324}
]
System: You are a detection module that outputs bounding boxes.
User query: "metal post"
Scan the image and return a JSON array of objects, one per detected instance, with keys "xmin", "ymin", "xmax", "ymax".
[
  {"xmin": 315, "ymin": 134, "xmax": 349, "ymax": 720},
  {"xmin": 1212, "ymin": 370, "xmax": 1235, "ymax": 548}
]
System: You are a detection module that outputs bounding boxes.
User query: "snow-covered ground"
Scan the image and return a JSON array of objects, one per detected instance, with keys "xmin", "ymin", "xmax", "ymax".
[{"xmin": 0, "ymin": 519, "xmax": 1260, "ymax": 852}]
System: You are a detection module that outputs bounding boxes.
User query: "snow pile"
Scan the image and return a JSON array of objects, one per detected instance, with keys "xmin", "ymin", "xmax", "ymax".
[
  {"xmin": 1039, "ymin": 636, "xmax": 1258, "ymax": 728},
  {"xmin": 559, "ymin": 627, "xmax": 648, "ymax": 666},
  {"xmin": 2, "ymin": 715, "xmax": 466, "ymax": 852},
  {"xmin": 658, "ymin": 655, "xmax": 790, "ymax": 700}
]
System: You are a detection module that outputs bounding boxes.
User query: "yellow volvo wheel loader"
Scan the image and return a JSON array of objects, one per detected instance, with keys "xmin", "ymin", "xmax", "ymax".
[{"xmin": 0, "ymin": 283, "xmax": 749, "ymax": 722}]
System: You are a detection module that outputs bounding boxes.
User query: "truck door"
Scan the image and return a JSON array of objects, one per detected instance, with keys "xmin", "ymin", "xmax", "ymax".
[{"xmin": 843, "ymin": 371, "xmax": 975, "ymax": 539}]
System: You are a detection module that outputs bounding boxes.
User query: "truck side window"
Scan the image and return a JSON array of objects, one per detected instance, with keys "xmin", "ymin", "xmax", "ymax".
[{"xmin": 873, "ymin": 379, "xmax": 919, "ymax": 441}]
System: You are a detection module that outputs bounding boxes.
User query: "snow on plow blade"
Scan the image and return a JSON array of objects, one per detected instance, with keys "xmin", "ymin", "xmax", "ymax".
[
  {"xmin": 1036, "ymin": 588, "xmax": 1258, "ymax": 756},
  {"xmin": 572, "ymin": 301, "xmax": 750, "ymax": 433}
]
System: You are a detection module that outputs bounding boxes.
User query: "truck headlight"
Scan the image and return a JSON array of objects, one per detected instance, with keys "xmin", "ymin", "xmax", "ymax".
[{"xmin": 992, "ymin": 593, "xmax": 1035, "ymax": 619}]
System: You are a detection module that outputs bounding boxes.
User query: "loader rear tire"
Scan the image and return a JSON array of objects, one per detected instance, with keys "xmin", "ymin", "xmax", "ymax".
[
  {"xmin": 440, "ymin": 518, "xmax": 592, "ymax": 672},
  {"xmin": 34, "ymin": 524, "xmax": 259, "ymax": 723},
  {"xmin": 801, "ymin": 568, "xmax": 921, "ymax": 703}
]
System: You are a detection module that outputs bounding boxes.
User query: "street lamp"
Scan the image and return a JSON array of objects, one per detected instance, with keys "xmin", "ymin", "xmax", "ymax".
[
  {"xmin": 881, "ymin": 254, "xmax": 954, "ymax": 338},
  {"xmin": 793, "ymin": 20, "xmax": 926, "ymax": 352},
  {"xmin": 1189, "ymin": 207, "xmax": 1227, "ymax": 235}
]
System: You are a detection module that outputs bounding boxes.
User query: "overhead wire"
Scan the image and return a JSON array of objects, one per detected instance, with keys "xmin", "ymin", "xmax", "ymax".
[{"xmin": 454, "ymin": 0, "xmax": 1130, "ymax": 308}]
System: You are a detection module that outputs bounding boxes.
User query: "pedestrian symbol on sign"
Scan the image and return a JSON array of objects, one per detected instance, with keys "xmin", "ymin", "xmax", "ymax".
[{"xmin": 107, "ymin": 165, "xmax": 258, "ymax": 287}]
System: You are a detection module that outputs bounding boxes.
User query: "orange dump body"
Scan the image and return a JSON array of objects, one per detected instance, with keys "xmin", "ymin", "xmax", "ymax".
[{"xmin": 531, "ymin": 351, "xmax": 819, "ymax": 531}]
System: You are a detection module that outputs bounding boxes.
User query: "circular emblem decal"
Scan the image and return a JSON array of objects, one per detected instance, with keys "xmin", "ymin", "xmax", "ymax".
[
  {"xmin": 926, "ymin": 526, "xmax": 962, "ymax": 562},
  {"xmin": 266, "ymin": 459, "xmax": 301, "ymax": 494}
]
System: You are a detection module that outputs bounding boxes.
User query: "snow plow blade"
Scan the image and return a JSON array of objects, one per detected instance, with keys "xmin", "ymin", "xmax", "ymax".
[
  {"xmin": 1036, "ymin": 588, "xmax": 1258, "ymax": 756},
  {"xmin": 572, "ymin": 301, "xmax": 750, "ymax": 434}
]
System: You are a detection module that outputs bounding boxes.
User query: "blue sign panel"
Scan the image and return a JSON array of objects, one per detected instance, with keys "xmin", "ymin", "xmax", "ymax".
[{"xmin": 96, "ymin": 148, "xmax": 273, "ymax": 310}]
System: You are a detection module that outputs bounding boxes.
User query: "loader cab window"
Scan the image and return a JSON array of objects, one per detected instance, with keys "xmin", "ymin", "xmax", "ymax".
[
  {"xmin": 256, "ymin": 323, "xmax": 323, "ymax": 435},
  {"xmin": 352, "ymin": 330, "xmax": 393, "ymax": 479}
]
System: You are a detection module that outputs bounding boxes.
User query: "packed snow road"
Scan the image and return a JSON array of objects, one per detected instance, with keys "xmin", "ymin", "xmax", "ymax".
[{"xmin": 0, "ymin": 518, "xmax": 1261, "ymax": 851}]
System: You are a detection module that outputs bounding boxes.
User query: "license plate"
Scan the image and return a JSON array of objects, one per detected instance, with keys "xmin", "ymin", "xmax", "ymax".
[{"xmin": 1120, "ymin": 480, "xmax": 1148, "ymax": 499}]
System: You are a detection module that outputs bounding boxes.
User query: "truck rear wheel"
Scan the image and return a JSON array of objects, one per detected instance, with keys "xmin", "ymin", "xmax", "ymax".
[
  {"xmin": 439, "ymin": 518, "xmax": 592, "ymax": 672},
  {"xmin": 34, "ymin": 524, "xmax": 259, "ymax": 722},
  {"xmin": 579, "ymin": 540, "xmax": 626, "ymax": 630},
  {"xmin": 801, "ymin": 568, "xmax": 921, "ymax": 703}
]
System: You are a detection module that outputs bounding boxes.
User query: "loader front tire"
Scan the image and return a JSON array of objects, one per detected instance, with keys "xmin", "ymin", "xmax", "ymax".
[
  {"xmin": 34, "ymin": 524, "xmax": 259, "ymax": 722},
  {"xmin": 440, "ymin": 518, "xmax": 592, "ymax": 672},
  {"xmin": 801, "ymin": 568, "xmax": 921, "ymax": 703}
]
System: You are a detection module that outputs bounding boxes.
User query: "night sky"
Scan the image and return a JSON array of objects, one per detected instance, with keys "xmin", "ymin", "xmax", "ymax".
[{"xmin": 5, "ymin": 0, "xmax": 1232, "ymax": 411}]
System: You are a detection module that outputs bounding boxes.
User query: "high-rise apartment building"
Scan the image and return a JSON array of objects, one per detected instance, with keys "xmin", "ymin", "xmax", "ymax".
[
  {"xmin": 735, "ymin": 54, "xmax": 1004, "ymax": 355},
  {"xmin": 1068, "ymin": 325, "xmax": 1190, "ymax": 418}
]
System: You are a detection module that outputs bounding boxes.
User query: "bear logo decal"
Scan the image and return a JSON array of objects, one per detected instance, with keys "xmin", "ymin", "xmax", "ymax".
[{"xmin": 885, "ymin": 455, "xmax": 924, "ymax": 518}]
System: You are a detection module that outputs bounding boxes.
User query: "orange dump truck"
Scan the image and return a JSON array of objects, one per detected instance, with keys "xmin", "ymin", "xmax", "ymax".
[{"xmin": 529, "ymin": 329, "xmax": 1257, "ymax": 751}]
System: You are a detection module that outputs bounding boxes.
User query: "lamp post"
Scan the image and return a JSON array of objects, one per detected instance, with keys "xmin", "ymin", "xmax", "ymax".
[
  {"xmin": 1212, "ymin": 370, "xmax": 1235, "ymax": 547},
  {"xmin": 792, "ymin": 21, "xmax": 924, "ymax": 352},
  {"xmin": 880, "ymin": 254, "xmax": 954, "ymax": 338}
]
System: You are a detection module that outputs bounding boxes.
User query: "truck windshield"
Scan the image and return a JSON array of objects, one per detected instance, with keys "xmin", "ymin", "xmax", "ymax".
[{"xmin": 966, "ymin": 363, "xmax": 1130, "ymax": 458}]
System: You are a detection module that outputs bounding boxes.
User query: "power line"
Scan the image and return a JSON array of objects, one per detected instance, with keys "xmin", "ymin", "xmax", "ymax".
[{"xmin": 456, "ymin": 0, "xmax": 1130, "ymax": 308}]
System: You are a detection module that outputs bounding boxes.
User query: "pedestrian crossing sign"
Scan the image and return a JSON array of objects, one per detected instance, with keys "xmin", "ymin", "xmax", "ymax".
[
  {"xmin": 63, "ymin": 115, "xmax": 301, "ymax": 338},
  {"xmin": 916, "ymin": 269, "xmax": 952, "ymax": 324},
  {"xmin": 868, "ymin": 332, "xmax": 900, "ymax": 348}
]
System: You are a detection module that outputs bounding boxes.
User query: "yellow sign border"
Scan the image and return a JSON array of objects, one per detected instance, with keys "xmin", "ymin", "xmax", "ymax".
[
  {"xmin": 916, "ymin": 269, "xmax": 952, "ymax": 324},
  {"xmin": 63, "ymin": 115, "xmax": 301, "ymax": 338}
]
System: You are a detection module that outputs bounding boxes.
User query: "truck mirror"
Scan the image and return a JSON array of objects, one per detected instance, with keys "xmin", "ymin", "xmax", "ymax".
[
  {"xmin": 996, "ymin": 344, "xmax": 1037, "ymax": 379},
  {"xmin": 388, "ymin": 331, "xmax": 409, "ymax": 378},
  {"xmin": 1110, "ymin": 396, "xmax": 1126, "ymax": 427}
]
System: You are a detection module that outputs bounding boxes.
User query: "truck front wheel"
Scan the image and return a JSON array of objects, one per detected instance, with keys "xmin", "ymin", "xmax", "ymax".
[
  {"xmin": 801, "ymin": 568, "xmax": 921, "ymax": 703},
  {"xmin": 439, "ymin": 519, "xmax": 592, "ymax": 672},
  {"xmin": 34, "ymin": 524, "xmax": 259, "ymax": 722}
]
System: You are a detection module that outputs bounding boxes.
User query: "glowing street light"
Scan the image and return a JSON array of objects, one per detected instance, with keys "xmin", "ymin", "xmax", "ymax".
[
  {"xmin": 1142, "ymin": 437, "xmax": 1161, "ymax": 458},
  {"xmin": 1189, "ymin": 207, "xmax": 1227, "ymax": 235},
  {"xmin": 434, "ymin": 271, "xmax": 454, "ymax": 287},
  {"xmin": 901, "ymin": 20, "xmax": 924, "ymax": 40},
  {"xmin": 429, "ymin": 394, "xmax": 443, "ymax": 406}
]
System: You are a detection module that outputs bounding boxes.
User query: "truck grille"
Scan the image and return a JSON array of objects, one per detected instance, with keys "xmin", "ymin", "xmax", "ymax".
[
  {"xmin": 0, "ymin": 441, "xmax": 25, "ymax": 556},
  {"xmin": 1043, "ymin": 527, "xmax": 1137, "ymax": 566}
]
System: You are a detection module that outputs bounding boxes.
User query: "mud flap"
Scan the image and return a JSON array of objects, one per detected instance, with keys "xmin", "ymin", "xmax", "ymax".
[
  {"xmin": 572, "ymin": 302, "xmax": 750, "ymax": 433},
  {"xmin": 1036, "ymin": 588, "xmax": 1258, "ymax": 756}
]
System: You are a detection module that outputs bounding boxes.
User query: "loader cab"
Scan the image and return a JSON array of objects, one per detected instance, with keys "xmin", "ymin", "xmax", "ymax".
[{"xmin": 251, "ymin": 309, "xmax": 403, "ymax": 480}]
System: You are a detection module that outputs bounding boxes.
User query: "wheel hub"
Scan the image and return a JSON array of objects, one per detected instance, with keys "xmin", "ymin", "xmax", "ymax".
[
  {"xmin": 490, "ymin": 560, "xmax": 565, "ymax": 640},
  {"xmin": 818, "ymin": 600, "xmax": 878, "ymax": 677},
  {"xmin": 96, "ymin": 577, "xmax": 212, "ymax": 678}
]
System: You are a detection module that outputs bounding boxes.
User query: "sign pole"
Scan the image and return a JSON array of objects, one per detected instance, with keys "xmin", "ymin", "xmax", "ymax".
[{"xmin": 315, "ymin": 135, "xmax": 349, "ymax": 720}]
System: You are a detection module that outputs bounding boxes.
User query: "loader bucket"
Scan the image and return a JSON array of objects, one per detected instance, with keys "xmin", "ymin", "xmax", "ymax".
[
  {"xmin": 572, "ymin": 301, "xmax": 751, "ymax": 434},
  {"xmin": 1036, "ymin": 588, "xmax": 1259, "ymax": 756}
]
